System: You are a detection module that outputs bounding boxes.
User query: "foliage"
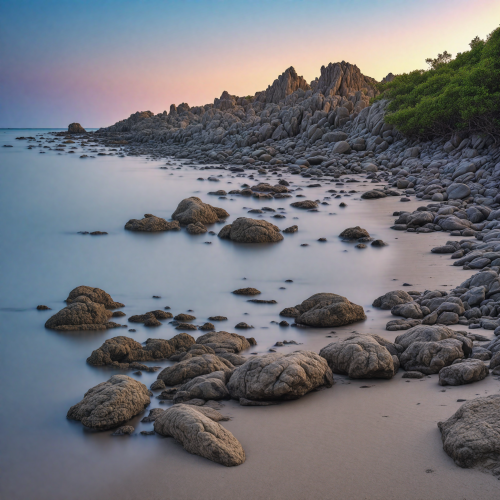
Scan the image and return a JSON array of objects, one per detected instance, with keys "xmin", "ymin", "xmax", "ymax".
[{"xmin": 376, "ymin": 26, "xmax": 500, "ymax": 139}]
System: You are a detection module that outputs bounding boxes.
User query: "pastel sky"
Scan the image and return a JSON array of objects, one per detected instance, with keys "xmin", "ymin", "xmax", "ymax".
[{"xmin": 1, "ymin": 0, "xmax": 499, "ymax": 128}]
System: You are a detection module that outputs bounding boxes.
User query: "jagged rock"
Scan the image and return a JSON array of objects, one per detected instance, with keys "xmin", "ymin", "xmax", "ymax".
[
  {"xmin": 284, "ymin": 293, "xmax": 366, "ymax": 327},
  {"xmin": 372, "ymin": 290, "xmax": 414, "ymax": 310},
  {"xmin": 68, "ymin": 123, "xmax": 86, "ymax": 134},
  {"xmin": 153, "ymin": 404, "xmax": 245, "ymax": 466},
  {"xmin": 438, "ymin": 395, "xmax": 500, "ymax": 474},
  {"xmin": 125, "ymin": 214, "xmax": 180, "ymax": 232},
  {"xmin": 290, "ymin": 200, "xmax": 318, "ymax": 209},
  {"xmin": 218, "ymin": 217, "xmax": 283, "ymax": 243},
  {"xmin": 45, "ymin": 296, "xmax": 113, "ymax": 331},
  {"xmin": 195, "ymin": 331, "xmax": 251, "ymax": 353},
  {"xmin": 438, "ymin": 359, "xmax": 489, "ymax": 386},
  {"xmin": 320, "ymin": 334, "xmax": 398, "ymax": 379},
  {"xmin": 87, "ymin": 333, "xmax": 195, "ymax": 366},
  {"xmin": 157, "ymin": 353, "xmax": 234, "ymax": 386},
  {"xmin": 173, "ymin": 371, "xmax": 231, "ymax": 403},
  {"xmin": 227, "ymin": 351, "xmax": 333, "ymax": 401},
  {"xmin": 339, "ymin": 226, "xmax": 370, "ymax": 239},
  {"xmin": 66, "ymin": 286, "xmax": 124, "ymax": 309},
  {"xmin": 172, "ymin": 197, "xmax": 228, "ymax": 225},
  {"xmin": 67, "ymin": 375, "xmax": 150, "ymax": 430},
  {"xmin": 262, "ymin": 66, "xmax": 310, "ymax": 104}
]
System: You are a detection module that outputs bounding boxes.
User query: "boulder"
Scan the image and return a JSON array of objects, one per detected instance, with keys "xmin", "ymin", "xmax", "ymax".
[
  {"xmin": 129, "ymin": 310, "xmax": 173, "ymax": 323},
  {"xmin": 391, "ymin": 302, "xmax": 423, "ymax": 319},
  {"xmin": 447, "ymin": 183, "xmax": 471, "ymax": 200},
  {"xmin": 172, "ymin": 197, "xmax": 229, "ymax": 225},
  {"xmin": 157, "ymin": 353, "xmax": 234, "ymax": 386},
  {"xmin": 173, "ymin": 371, "xmax": 231, "ymax": 403},
  {"xmin": 125, "ymin": 214, "xmax": 180, "ymax": 232},
  {"xmin": 232, "ymin": 287, "xmax": 261, "ymax": 295},
  {"xmin": 286, "ymin": 293, "xmax": 366, "ymax": 327},
  {"xmin": 438, "ymin": 359, "xmax": 489, "ymax": 386},
  {"xmin": 186, "ymin": 221, "xmax": 207, "ymax": 234},
  {"xmin": 227, "ymin": 351, "xmax": 333, "ymax": 401},
  {"xmin": 218, "ymin": 218, "xmax": 283, "ymax": 243},
  {"xmin": 290, "ymin": 200, "xmax": 318, "ymax": 209},
  {"xmin": 438, "ymin": 395, "xmax": 500, "ymax": 474},
  {"xmin": 372, "ymin": 290, "xmax": 414, "ymax": 310},
  {"xmin": 67, "ymin": 375, "xmax": 150, "ymax": 430},
  {"xmin": 361, "ymin": 190, "xmax": 387, "ymax": 199},
  {"xmin": 195, "ymin": 331, "xmax": 251, "ymax": 353},
  {"xmin": 339, "ymin": 226, "xmax": 370, "ymax": 240},
  {"xmin": 68, "ymin": 123, "xmax": 86, "ymax": 134},
  {"xmin": 153, "ymin": 404, "xmax": 245, "ymax": 466},
  {"xmin": 395, "ymin": 324, "xmax": 460, "ymax": 350},
  {"xmin": 319, "ymin": 334, "xmax": 398, "ymax": 379},
  {"xmin": 66, "ymin": 285, "xmax": 124, "ymax": 309},
  {"xmin": 332, "ymin": 141, "xmax": 351, "ymax": 154}
]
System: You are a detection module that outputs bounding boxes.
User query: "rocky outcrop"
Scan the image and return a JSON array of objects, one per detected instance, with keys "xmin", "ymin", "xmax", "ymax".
[
  {"xmin": 67, "ymin": 375, "xmax": 150, "ymax": 430},
  {"xmin": 124, "ymin": 214, "xmax": 180, "ymax": 232},
  {"xmin": 319, "ymin": 334, "xmax": 398, "ymax": 379},
  {"xmin": 281, "ymin": 293, "xmax": 366, "ymax": 327},
  {"xmin": 438, "ymin": 359, "xmax": 489, "ymax": 386},
  {"xmin": 66, "ymin": 286, "xmax": 124, "ymax": 309},
  {"xmin": 68, "ymin": 123, "xmax": 86, "ymax": 134},
  {"xmin": 218, "ymin": 217, "xmax": 283, "ymax": 243},
  {"xmin": 260, "ymin": 66, "xmax": 310, "ymax": 105},
  {"xmin": 172, "ymin": 197, "xmax": 228, "ymax": 225},
  {"xmin": 153, "ymin": 404, "xmax": 245, "ymax": 466},
  {"xmin": 438, "ymin": 395, "xmax": 500, "ymax": 475},
  {"xmin": 227, "ymin": 351, "xmax": 333, "ymax": 401}
]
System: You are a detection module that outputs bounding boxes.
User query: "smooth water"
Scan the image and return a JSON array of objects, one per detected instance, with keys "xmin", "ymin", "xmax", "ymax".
[{"xmin": 1, "ymin": 129, "xmax": 496, "ymax": 500}]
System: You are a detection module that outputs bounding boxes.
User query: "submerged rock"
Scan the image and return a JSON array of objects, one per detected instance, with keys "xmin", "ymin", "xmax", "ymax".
[
  {"xmin": 66, "ymin": 286, "xmax": 124, "ymax": 309},
  {"xmin": 232, "ymin": 287, "xmax": 261, "ymax": 295},
  {"xmin": 218, "ymin": 217, "xmax": 283, "ymax": 243},
  {"xmin": 290, "ymin": 200, "xmax": 318, "ymax": 209},
  {"xmin": 67, "ymin": 375, "xmax": 150, "ymax": 430},
  {"xmin": 339, "ymin": 226, "xmax": 370, "ymax": 240},
  {"xmin": 125, "ymin": 214, "xmax": 180, "ymax": 232}
]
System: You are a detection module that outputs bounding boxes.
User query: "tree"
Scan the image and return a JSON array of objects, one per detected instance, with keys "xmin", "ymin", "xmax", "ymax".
[{"xmin": 425, "ymin": 51, "xmax": 452, "ymax": 69}]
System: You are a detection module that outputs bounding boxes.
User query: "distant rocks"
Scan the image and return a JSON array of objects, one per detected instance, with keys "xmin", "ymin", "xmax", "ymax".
[
  {"xmin": 283, "ymin": 225, "xmax": 298, "ymax": 233},
  {"xmin": 339, "ymin": 226, "xmax": 370, "ymax": 240},
  {"xmin": 125, "ymin": 214, "xmax": 180, "ymax": 232},
  {"xmin": 218, "ymin": 217, "xmax": 283, "ymax": 243},
  {"xmin": 37, "ymin": 305, "xmax": 51, "ymax": 310},
  {"xmin": 172, "ymin": 197, "xmax": 228, "ymax": 225},
  {"xmin": 68, "ymin": 123, "xmax": 86, "ymax": 134},
  {"xmin": 232, "ymin": 287, "xmax": 261, "ymax": 295},
  {"xmin": 361, "ymin": 190, "xmax": 386, "ymax": 199},
  {"xmin": 290, "ymin": 200, "xmax": 318, "ymax": 209}
]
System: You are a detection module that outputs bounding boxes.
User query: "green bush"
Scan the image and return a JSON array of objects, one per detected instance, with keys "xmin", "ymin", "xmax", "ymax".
[{"xmin": 376, "ymin": 26, "xmax": 500, "ymax": 139}]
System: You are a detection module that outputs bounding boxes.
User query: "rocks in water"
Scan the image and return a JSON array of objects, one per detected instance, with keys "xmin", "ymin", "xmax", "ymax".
[
  {"xmin": 37, "ymin": 305, "xmax": 51, "ymax": 310},
  {"xmin": 68, "ymin": 123, "xmax": 86, "ymax": 134},
  {"xmin": 66, "ymin": 285, "xmax": 124, "ymax": 309},
  {"xmin": 372, "ymin": 290, "xmax": 414, "ymax": 310},
  {"xmin": 174, "ymin": 313, "xmax": 196, "ymax": 321},
  {"xmin": 232, "ymin": 287, "xmax": 261, "ymax": 295},
  {"xmin": 172, "ymin": 197, "xmax": 228, "ymax": 225},
  {"xmin": 208, "ymin": 316, "xmax": 228, "ymax": 321},
  {"xmin": 176, "ymin": 323, "xmax": 198, "ymax": 330},
  {"xmin": 157, "ymin": 353, "xmax": 234, "ymax": 386},
  {"xmin": 402, "ymin": 371, "xmax": 425, "ymax": 379},
  {"xmin": 198, "ymin": 322, "xmax": 215, "ymax": 331},
  {"xmin": 283, "ymin": 225, "xmax": 298, "ymax": 233},
  {"xmin": 45, "ymin": 296, "xmax": 113, "ymax": 331},
  {"xmin": 290, "ymin": 200, "xmax": 318, "ymax": 209},
  {"xmin": 186, "ymin": 221, "xmax": 207, "ymax": 234},
  {"xmin": 282, "ymin": 293, "xmax": 366, "ymax": 327},
  {"xmin": 247, "ymin": 299, "xmax": 277, "ymax": 304},
  {"xmin": 234, "ymin": 322, "xmax": 253, "ymax": 329},
  {"xmin": 153, "ymin": 404, "xmax": 245, "ymax": 466},
  {"xmin": 438, "ymin": 359, "xmax": 489, "ymax": 386},
  {"xmin": 141, "ymin": 408, "xmax": 165, "ymax": 422},
  {"xmin": 124, "ymin": 214, "xmax": 180, "ymax": 232},
  {"xmin": 87, "ymin": 333, "xmax": 195, "ymax": 366},
  {"xmin": 67, "ymin": 375, "xmax": 150, "ymax": 430},
  {"xmin": 227, "ymin": 351, "xmax": 333, "ymax": 401},
  {"xmin": 438, "ymin": 395, "xmax": 500, "ymax": 474},
  {"xmin": 391, "ymin": 302, "xmax": 423, "ymax": 319},
  {"xmin": 319, "ymin": 334, "xmax": 399, "ymax": 379},
  {"xmin": 112, "ymin": 425, "xmax": 134, "ymax": 436},
  {"xmin": 173, "ymin": 371, "xmax": 231, "ymax": 403},
  {"xmin": 218, "ymin": 217, "xmax": 283, "ymax": 243},
  {"xmin": 339, "ymin": 226, "xmax": 370, "ymax": 240},
  {"xmin": 196, "ymin": 331, "xmax": 251, "ymax": 353},
  {"xmin": 361, "ymin": 190, "xmax": 386, "ymax": 199},
  {"xmin": 371, "ymin": 239, "xmax": 387, "ymax": 247},
  {"xmin": 129, "ymin": 310, "xmax": 173, "ymax": 324},
  {"xmin": 386, "ymin": 318, "xmax": 421, "ymax": 331}
]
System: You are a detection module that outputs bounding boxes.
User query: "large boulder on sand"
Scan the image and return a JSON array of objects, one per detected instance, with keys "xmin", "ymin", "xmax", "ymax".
[
  {"xmin": 438, "ymin": 359, "xmax": 489, "ymax": 386},
  {"xmin": 195, "ymin": 331, "xmax": 251, "ymax": 353},
  {"xmin": 218, "ymin": 217, "xmax": 283, "ymax": 243},
  {"xmin": 282, "ymin": 293, "xmax": 366, "ymax": 327},
  {"xmin": 124, "ymin": 214, "xmax": 180, "ymax": 232},
  {"xmin": 45, "ymin": 296, "xmax": 113, "ymax": 331},
  {"xmin": 372, "ymin": 290, "xmax": 414, "ymax": 310},
  {"xmin": 67, "ymin": 375, "xmax": 150, "ymax": 430},
  {"xmin": 68, "ymin": 123, "xmax": 86, "ymax": 134},
  {"xmin": 153, "ymin": 404, "xmax": 245, "ymax": 466},
  {"xmin": 172, "ymin": 197, "xmax": 229, "ymax": 225},
  {"xmin": 66, "ymin": 285, "xmax": 124, "ymax": 309},
  {"xmin": 87, "ymin": 333, "xmax": 195, "ymax": 366},
  {"xmin": 319, "ymin": 334, "xmax": 398, "ymax": 379},
  {"xmin": 157, "ymin": 353, "xmax": 234, "ymax": 386},
  {"xmin": 438, "ymin": 395, "xmax": 500, "ymax": 474},
  {"xmin": 227, "ymin": 351, "xmax": 333, "ymax": 401}
]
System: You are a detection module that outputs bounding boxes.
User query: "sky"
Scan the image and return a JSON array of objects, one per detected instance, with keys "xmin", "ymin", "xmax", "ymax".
[{"xmin": 0, "ymin": 0, "xmax": 499, "ymax": 128}]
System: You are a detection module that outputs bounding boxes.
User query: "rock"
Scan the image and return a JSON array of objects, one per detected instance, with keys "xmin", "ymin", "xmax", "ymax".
[
  {"xmin": 227, "ymin": 351, "xmax": 333, "ymax": 400},
  {"xmin": 290, "ymin": 200, "xmax": 318, "ymax": 209},
  {"xmin": 172, "ymin": 197, "xmax": 228, "ymax": 225},
  {"xmin": 386, "ymin": 319, "xmax": 421, "ymax": 331},
  {"xmin": 208, "ymin": 316, "xmax": 228, "ymax": 321},
  {"xmin": 150, "ymin": 380, "xmax": 166, "ymax": 391},
  {"xmin": 174, "ymin": 313, "xmax": 196, "ymax": 321},
  {"xmin": 218, "ymin": 218, "xmax": 283, "ymax": 243},
  {"xmin": 195, "ymin": 331, "xmax": 251, "ymax": 353},
  {"xmin": 339, "ymin": 226, "xmax": 370, "ymax": 239},
  {"xmin": 112, "ymin": 425, "xmax": 135, "ymax": 436},
  {"xmin": 45, "ymin": 296, "xmax": 113, "ymax": 331},
  {"xmin": 67, "ymin": 375, "xmax": 150, "ymax": 430},
  {"xmin": 372, "ymin": 290, "xmax": 414, "ymax": 310},
  {"xmin": 186, "ymin": 221, "xmax": 207, "ymax": 234},
  {"xmin": 371, "ymin": 239, "xmax": 387, "ymax": 247},
  {"xmin": 129, "ymin": 310, "xmax": 173, "ymax": 323},
  {"xmin": 36, "ymin": 305, "xmax": 51, "ymax": 310},
  {"xmin": 199, "ymin": 322, "xmax": 215, "ymax": 331},
  {"xmin": 234, "ymin": 322, "xmax": 253, "ymax": 329},
  {"xmin": 217, "ymin": 352, "xmax": 247, "ymax": 366},
  {"xmin": 173, "ymin": 371, "xmax": 230, "ymax": 403},
  {"xmin": 399, "ymin": 339, "xmax": 465, "ymax": 374},
  {"xmin": 157, "ymin": 353, "xmax": 234, "ymax": 386},
  {"xmin": 319, "ymin": 334, "xmax": 398, "ymax": 379},
  {"xmin": 438, "ymin": 395, "xmax": 500, "ymax": 474},
  {"xmin": 402, "ymin": 371, "xmax": 425, "ymax": 379},
  {"xmin": 232, "ymin": 288, "xmax": 261, "ymax": 295},
  {"xmin": 68, "ymin": 123, "xmax": 86, "ymax": 134},
  {"xmin": 438, "ymin": 359, "xmax": 489, "ymax": 386},
  {"xmin": 361, "ymin": 190, "xmax": 386, "ymax": 199},
  {"xmin": 153, "ymin": 404, "xmax": 245, "ymax": 466},
  {"xmin": 175, "ymin": 323, "xmax": 198, "ymax": 330},
  {"xmin": 283, "ymin": 225, "xmax": 298, "ymax": 233},
  {"xmin": 141, "ymin": 408, "xmax": 165, "ymax": 422},
  {"xmin": 87, "ymin": 333, "xmax": 195, "ymax": 366},
  {"xmin": 285, "ymin": 293, "xmax": 366, "ymax": 327},
  {"xmin": 125, "ymin": 214, "xmax": 180, "ymax": 232},
  {"xmin": 66, "ymin": 286, "xmax": 124, "ymax": 309},
  {"xmin": 332, "ymin": 141, "xmax": 351, "ymax": 154},
  {"xmin": 447, "ymin": 183, "xmax": 471, "ymax": 200},
  {"xmin": 395, "ymin": 325, "xmax": 462, "ymax": 350},
  {"xmin": 391, "ymin": 302, "xmax": 423, "ymax": 319}
]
